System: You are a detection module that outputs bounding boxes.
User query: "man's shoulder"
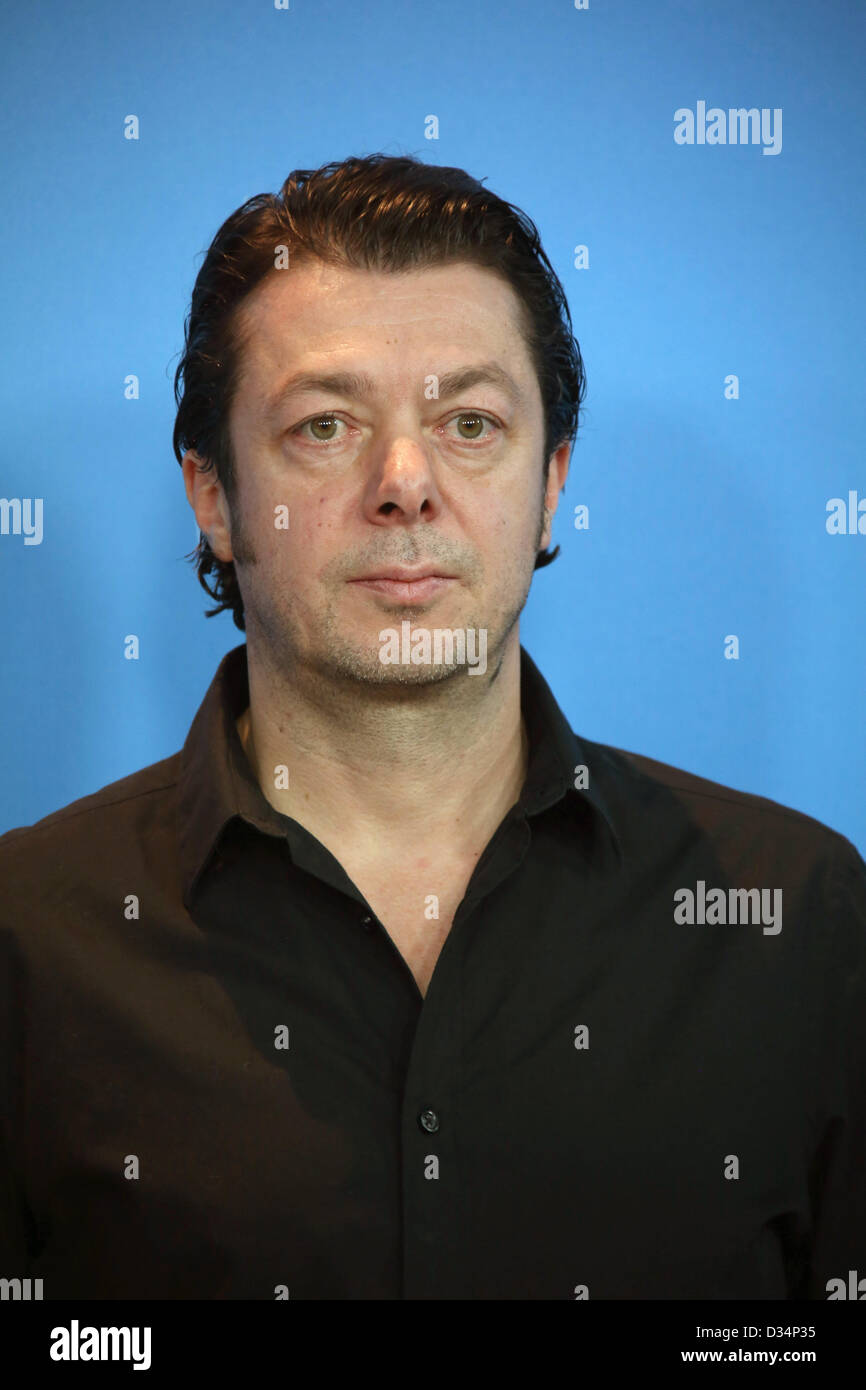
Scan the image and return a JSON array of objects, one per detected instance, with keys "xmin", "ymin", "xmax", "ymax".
[
  {"xmin": 0, "ymin": 752, "xmax": 182, "ymax": 870},
  {"xmin": 583, "ymin": 735, "xmax": 864, "ymax": 870}
]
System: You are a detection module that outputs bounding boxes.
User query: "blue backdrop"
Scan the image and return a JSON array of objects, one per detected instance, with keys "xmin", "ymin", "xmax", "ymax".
[{"xmin": 1, "ymin": 0, "xmax": 863, "ymax": 851}]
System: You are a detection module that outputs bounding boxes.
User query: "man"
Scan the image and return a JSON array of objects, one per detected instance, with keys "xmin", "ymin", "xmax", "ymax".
[{"xmin": 1, "ymin": 154, "xmax": 864, "ymax": 1300}]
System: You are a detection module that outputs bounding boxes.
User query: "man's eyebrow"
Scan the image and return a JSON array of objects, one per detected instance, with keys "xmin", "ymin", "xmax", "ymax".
[
  {"xmin": 263, "ymin": 361, "xmax": 526, "ymax": 416},
  {"xmin": 436, "ymin": 364, "xmax": 527, "ymax": 406}
]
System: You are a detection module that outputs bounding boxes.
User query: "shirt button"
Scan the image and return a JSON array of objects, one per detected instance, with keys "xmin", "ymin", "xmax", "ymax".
[
  {"xmin": 361, "ymin": 914, "xmax": 373, "ymax": 931},
  {"xmin": 418, "ymin": 1108, "xmax": 440, "ymax": 1133}
]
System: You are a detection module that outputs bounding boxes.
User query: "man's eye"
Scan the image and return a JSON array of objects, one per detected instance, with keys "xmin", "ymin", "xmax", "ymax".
[
  {"xmin": 294, "ymin": 415, "xmax": 345, "ymax": 443},
  {"xmin": 446, "ymin": 413, "xmax": 498, "ymax": 442}
]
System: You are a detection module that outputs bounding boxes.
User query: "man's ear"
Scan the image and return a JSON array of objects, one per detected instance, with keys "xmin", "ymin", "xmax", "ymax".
[
  {"xmin": 181, "ymin": 450, "xmax": 235, "ymax": 561},
  {"xmin": 539, "ymin": 440, "xmax": 571, "ymax": 549}
]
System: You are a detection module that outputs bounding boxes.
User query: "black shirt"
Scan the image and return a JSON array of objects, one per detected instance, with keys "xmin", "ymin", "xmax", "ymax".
[{"xmin": 1, "ymin": 642, "xmax": 864, "ymax": 1300}]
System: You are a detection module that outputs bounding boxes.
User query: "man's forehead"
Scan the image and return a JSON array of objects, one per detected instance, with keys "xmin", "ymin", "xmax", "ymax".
[
  {"xmin": 236, "ymin": 259, "xmax": 534, "ymax": 400},
  {"xmin": 241, "ymin": 258, "xmax": 525, "ymax": 343}
]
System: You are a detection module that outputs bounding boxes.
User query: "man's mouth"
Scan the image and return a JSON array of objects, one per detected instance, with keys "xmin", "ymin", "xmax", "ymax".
[{"xmin": 348, "ymin": 568, "xmax": 457, "ymax": 602}]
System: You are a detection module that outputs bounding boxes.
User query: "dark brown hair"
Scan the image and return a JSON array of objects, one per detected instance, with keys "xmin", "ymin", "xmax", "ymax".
[{"xmin": 172, "ymin": 153, "xmax": 586, "ymax": 630}]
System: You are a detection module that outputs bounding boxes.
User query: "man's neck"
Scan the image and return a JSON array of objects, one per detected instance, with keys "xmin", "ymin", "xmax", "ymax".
[{"xmin": 235, "ymin": 634, "xmax": 529, "ymax": 861}]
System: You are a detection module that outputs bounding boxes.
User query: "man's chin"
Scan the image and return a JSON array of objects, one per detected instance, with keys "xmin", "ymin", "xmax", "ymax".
[
  {"xmin": 300, "ymin": 622, "xmax": 493, "ymax": 686},
  {"xmin": 316, "ymin": 648, "xmax": 475, "ymax": 687}
]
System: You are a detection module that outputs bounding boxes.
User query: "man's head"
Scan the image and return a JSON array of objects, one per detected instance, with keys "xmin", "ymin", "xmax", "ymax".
[{"xmin": 175, "ymin": 154, "xmax": 585, "ymax": 685}]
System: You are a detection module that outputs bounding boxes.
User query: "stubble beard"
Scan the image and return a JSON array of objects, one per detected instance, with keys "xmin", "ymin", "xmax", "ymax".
[{"xmin": 229, "ymin": 478, "xmax": 549, "ymax": 694}]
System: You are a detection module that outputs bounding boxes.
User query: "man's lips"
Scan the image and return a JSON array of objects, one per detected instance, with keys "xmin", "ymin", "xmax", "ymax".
[
  {"xmin": 350, "ymin": 567, "xmax": 456, "ymax": 582},
  {"xmin": 348, "ymin": 570, "xmax": 456, "ymax": 602}
]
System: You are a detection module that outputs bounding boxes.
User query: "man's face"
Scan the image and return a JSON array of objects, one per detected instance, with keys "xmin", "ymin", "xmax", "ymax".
[{"xmin": 188, "ymin": 257, "xmax": 569, "ymax": 688}]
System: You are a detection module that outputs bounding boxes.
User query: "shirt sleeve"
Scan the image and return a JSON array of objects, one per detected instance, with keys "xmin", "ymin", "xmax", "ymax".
[{"xmin": 806, "ymin": 837, "xmax": 866, "ymax": 1299}]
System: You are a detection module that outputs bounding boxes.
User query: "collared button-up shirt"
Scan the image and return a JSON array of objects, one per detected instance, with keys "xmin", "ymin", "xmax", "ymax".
[{"xmin": 1, "ymin": 642, "xmax": 865, "ymax": 1300}]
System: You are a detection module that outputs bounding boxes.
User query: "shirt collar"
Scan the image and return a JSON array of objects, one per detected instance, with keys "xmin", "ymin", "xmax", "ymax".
[{"xmin": 178, "ymin": 642, "xmax": 623, "ymax": 909}]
